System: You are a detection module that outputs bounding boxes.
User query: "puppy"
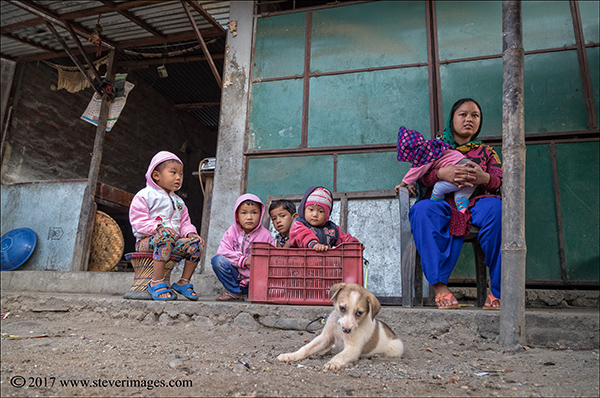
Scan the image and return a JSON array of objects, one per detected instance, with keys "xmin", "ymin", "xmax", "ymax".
[{"xmin": 277, "ymin": 283, "xmax": 404, "ymax": 371}]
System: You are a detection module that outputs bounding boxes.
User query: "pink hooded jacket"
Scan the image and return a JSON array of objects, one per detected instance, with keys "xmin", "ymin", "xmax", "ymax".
[
  {"xmin": 129, "ymin": 151, "xmax": 198, "ymax": 240},
  {"xmin": 216, "ymin": 193, "xmax": 275, "ymax": 287}
]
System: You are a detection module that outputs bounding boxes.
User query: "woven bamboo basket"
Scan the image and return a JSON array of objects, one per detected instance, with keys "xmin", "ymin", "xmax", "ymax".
[
  {"xmin": 125, "ymin": 252, "xmax": 182, "ymax": 291},
  {"xmin": 88, "ymin": 210, "xmax": 124, "ymax": 272}
]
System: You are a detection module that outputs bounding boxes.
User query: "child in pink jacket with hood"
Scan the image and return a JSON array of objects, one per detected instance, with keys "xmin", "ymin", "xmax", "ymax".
[
  {"xmin": 211, "ymin": 193, "xmax": 275, "ymax": 300},
  {"xmin": 129, "ymin": 151, "xmax": 204, "ymax": 301}
]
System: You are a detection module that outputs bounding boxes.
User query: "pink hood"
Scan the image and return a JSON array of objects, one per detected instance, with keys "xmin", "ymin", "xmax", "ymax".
[
  {"xmin": 216, "ymin": 193, "xmax": 275, "ymax": 287},
  {"xmin": 145, "ymin": 151, "xmax": 183, "ymax": 191},
  {"xmin": 233, "ymin": 193, "xmax": 266, "ymax": 231},
  {"xmin": 129, "ymin": 150, "xmax": 197, "ymax": 239}
]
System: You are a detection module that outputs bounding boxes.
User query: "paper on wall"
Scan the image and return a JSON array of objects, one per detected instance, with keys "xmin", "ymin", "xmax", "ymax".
[{"xmin": 80, "ymin": 73, "xmax": 135, "ymax": 131}]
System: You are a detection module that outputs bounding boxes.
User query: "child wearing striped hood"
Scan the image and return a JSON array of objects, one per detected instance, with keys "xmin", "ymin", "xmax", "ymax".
[{"xmin": 289, "ymin": 186, "xmax": 360, "ymax": 252}]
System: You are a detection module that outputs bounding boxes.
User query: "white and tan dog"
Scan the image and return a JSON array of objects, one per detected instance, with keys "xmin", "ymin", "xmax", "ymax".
[{"xmin": 277, "ymin": 283, "xmax": 404, "ymax": 371}]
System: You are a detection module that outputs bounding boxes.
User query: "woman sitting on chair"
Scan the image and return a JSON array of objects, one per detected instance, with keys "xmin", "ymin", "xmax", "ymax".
[{"xmin": 406, "ymin": 98, "xmax": 503, "ymax": 309}]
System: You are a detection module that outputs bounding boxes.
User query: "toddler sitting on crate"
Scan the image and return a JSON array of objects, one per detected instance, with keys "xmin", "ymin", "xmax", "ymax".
[
  {"xmin": 289, "ymin": 186, "xmax": 361, "ymax": 252},
  {"xmin": 129, "ymin": 151, "xmax": 205, "ymax": 301},
  {"xmin": 211, "ymin": 194, "xmax": 275, "ymax": 301},
  {"xmin": 268, "ymin": 199, "xmax": 298, "ymax": 248}
]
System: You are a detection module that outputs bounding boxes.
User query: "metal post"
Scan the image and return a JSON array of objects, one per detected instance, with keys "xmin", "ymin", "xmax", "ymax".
[
  {"xmin": 500, "ymin": 0, "xmax": 527, "ymax": 348},
  {"xmin": 71, "ymin": 49, "xmax": 118, "ymax": 271}
]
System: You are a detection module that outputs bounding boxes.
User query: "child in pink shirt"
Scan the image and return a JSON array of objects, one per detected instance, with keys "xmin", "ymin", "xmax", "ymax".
[{"xmin": 211, "ymin": 193, "xmax": 275, "ymax": 300}]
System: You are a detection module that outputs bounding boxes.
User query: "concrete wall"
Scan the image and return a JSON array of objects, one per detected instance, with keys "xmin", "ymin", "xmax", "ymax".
[
  {"xmin": 0, "ymin": 61, "xmax": 217, "ymax": 227},
  {"xmin": 204, "ymin": 1, "xmax": 255, "ymax": 285},
  {"xmin": 1, "ymin": 180, "xmax": 87, "ymax": 271}
]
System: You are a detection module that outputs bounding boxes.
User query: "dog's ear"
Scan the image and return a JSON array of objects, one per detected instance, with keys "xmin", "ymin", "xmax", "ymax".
[
  {"xmin": 329, "ymin": 283, "xmax": 346, "ymax": 302},
  {"xmin": 366, "ymin": 290, "xmax": 381, "ymax": 320}
]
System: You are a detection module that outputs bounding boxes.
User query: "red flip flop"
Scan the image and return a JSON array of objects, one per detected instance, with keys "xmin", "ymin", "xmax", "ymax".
[
  {"xmin": 483, "ymin": 293, "xmax": 501, "ymax": 310},
  {"xmin": 435, "ymin": 292, "xmax": 460, "ymax": 309}
]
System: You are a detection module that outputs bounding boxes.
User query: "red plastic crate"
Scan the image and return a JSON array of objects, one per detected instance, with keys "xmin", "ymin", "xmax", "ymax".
[{"xmin": 248, "ymin": 242, "xmax": 363, "ymax": 305}]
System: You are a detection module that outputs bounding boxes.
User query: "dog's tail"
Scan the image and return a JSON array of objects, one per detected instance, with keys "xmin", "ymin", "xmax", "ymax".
[{"xmin": 386, "ymin": 338, "xmax": 404, "ymax": 357}]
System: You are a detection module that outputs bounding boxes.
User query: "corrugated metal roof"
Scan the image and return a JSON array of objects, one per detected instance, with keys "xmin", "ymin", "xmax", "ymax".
[
  {"xmin": 1, "ymin": 0, "xmax": 231, "ymax": 128},
  {"xmin": 1, "ymin": 1, "xmax": 358, "ymax": 128}
]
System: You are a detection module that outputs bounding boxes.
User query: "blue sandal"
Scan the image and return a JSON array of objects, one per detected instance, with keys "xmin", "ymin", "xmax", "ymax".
[
  {"xmin": 171, "ymin": 282, "xmax": 199, "ymax": 301},
  {"xmin": 147, "ymin": 282, "xmax": 176, "ymax": 301}
]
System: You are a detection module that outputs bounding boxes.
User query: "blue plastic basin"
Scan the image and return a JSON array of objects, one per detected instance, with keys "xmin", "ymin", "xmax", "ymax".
[{"xmin": 1, "ymin": 228, "xmax": 37, "ymax": 271}]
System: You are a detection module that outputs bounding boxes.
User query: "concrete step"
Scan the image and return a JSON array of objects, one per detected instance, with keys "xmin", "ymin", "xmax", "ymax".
[{"xmin": 1, "ymin": 291, "xmax": 597, "ymax": 351}]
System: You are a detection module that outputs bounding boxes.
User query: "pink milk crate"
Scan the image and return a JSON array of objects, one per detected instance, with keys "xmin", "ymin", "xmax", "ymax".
[{"xmin": 248, "ymin": 242, "xmax": 363, "ymax": 305}]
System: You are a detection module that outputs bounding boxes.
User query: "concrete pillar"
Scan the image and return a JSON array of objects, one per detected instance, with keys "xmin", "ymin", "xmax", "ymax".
[
  {"xmin": 500, "ymin": 0, "xmax": 527, "ymax": 348},
  {"xmin": 203, "ymin": 2, "xmax": 254, "ymax": 276}
]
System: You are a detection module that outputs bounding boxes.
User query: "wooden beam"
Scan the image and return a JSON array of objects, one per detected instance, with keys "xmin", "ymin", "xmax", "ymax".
[
  {"xmin": 188, "ymin": 0, "xmax": 226, "ymax": 34},
  {"xmin": 119, "ymin": 53, "xmax": 224, "ymax": 68},
  {"xmin": 0, "ymin": 53, "xmax": 17, "ymax": 62},
  {"xmin": 175, "ymin": 102, "xmax": 220, "ymax": 109},
  {"xmin": 98, "ymin": 0, "xmax": 167, "ymax": 40},
  {"xmin": 115, "ymin": 28, "xmax": 224, "ymax": 48},
  {"xmin": 71, "ymin": 49, "xmax": 119, "ymax": 272},
  {"xmin": 182, "ymin": 0, "xmax": 222, "ymax": 88},
  {"xmin": 13, "ymin": 28, "xmax": 223, "ymax": 63},
  {"xmin": 64, "ymin": 22, "xmax": 103, "ymax": 83},
  {"xmin": 7, "ymin": 0, "xmax": 116, "ymax": 49}
]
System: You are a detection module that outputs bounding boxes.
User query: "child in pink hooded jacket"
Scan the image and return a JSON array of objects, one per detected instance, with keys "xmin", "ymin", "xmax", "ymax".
[
  {"xmin": 211, "ymin": 193, "xmax": 275, "ymax": 300},
  {"xmin": 129, "ymin": 151, "xmax": 204, "ymax": 301}
]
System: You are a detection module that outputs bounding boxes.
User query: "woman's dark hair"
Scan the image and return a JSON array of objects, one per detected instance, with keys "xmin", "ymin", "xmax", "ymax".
[
  {"xmin": 449, "ymin": 98, "xmax": 483, "ymax": 136},
  {"xmin": 269, "ymin": 200, "xmax": 296, "ymax": 216}
]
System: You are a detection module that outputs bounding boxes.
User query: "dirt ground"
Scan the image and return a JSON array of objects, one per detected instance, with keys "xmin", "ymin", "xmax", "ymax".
[{"xmin": 1, "ymin": 297, "xmax": 599, "ymax": 398}]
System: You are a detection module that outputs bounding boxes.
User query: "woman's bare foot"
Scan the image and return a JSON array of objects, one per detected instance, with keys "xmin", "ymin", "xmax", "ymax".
[
  {"xmin": 483, "ymin": 292, "xmax": 501, "ymax": 309},
  {"xmin": 433, "ymin": 283, "xmax": 459, "ymax": 309}
]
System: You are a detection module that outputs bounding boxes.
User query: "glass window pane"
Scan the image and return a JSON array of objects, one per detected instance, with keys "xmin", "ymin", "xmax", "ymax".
[
  {"xmin": 557, "ymin": 142, "xmax": 600, "ymax": 282},
  {"xmin": 248, "ymin": 79, "xmax": 304, "ymax": 151},
  {"xmin": 587, "ymin": 47, "xmax": 599, "ymax": 122},
  {"xmin": 524, "ymin": 144, "xmax": 562, "ymax": 281},
  {"xmin": 579, "ymin": 1, "xmax": 600, "ymax": 44},
  {"xmin": 524, "ymin": 51, "xmax": 588, "ymax": 133},
  {"xmin": 522, "ymin": 1, "xmax": 575, "ymax": 51},
  {"xmin": 440, "ymin": 58, "xmax": 503, "ymax": 138},
  {"xmin": 254, "ymin": 13, "xmax": 306, "ymax": 79},
  {"xmin": 308, "ymin": 67, "xmax": 430, "ymax": 147},
  {"xmin": 247, "ymin": 156, "xmax": 334, "ymax": 203},
  {"xmin": 311, "ymin": 1, "xmax": 428, "ymax": 73},
  {"xmin": 436, "ymin": 1, "xmax": 502, "ymax": 60},
  {"xmin": 337, "ymin": 152, "xmax": 412, "ymax": 192}
]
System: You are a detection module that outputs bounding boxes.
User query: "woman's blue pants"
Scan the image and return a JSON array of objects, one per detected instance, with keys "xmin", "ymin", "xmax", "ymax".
[{"xmin": 408, "ymin": 196, "xmax": 502, "ymax": 298}]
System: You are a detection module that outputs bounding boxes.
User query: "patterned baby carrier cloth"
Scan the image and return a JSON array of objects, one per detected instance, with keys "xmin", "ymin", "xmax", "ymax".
[{"xmin": 396, "ymin": 126, "xmax": 453, "ymax": 167}]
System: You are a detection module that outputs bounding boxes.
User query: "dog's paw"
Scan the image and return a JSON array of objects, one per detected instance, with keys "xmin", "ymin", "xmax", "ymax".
[
  {"xmin": 277, "ymin": 353, "xmax": 298, "ymax": 362},
  {"xmin": 323, "ymin": 360, "xmax": 343, "ymax": 371}
]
